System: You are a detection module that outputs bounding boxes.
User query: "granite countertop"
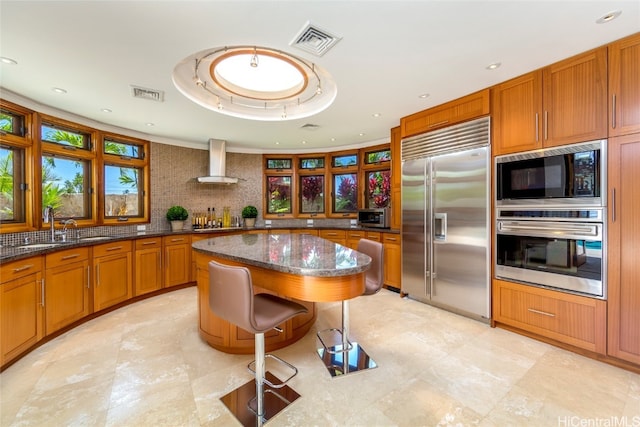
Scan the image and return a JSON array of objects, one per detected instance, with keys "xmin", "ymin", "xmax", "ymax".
[
  {"xmin": 0, "ymin": 225, "xmax": 397, "ymax": 263},
  {"xmin": 192, "ymin": 233, "xmax": 371, "ymax": 277}
]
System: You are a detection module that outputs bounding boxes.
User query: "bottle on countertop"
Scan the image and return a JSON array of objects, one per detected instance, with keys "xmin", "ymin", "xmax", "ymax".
[{"xmin": 207, "ymin": 207, "xmax": 212, "ymax": 228}]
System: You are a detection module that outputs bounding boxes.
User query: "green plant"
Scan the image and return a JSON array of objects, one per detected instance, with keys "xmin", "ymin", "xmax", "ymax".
[
  {"xmin": 166, "ymin": 205, "xmax": 188, "ymax": 221},
  {"xmin": 241, "ymin": 205, "xmax": 258, "ymax": 218}
]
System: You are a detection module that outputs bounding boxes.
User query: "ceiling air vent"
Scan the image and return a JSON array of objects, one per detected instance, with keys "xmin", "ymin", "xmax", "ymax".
[
  {"xmin": 300, "ymin": 123, "xmax": 320, "ymax": 131},
  {"xmin": 290, "ymin": 22, "xmax": 341, "ymax": 57},
  {"xmin": 130, "ymin": 85, "xmax": 165, "ymax": 102}
]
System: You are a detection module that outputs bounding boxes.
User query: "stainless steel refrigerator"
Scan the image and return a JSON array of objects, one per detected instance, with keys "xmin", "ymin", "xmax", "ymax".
[{"xmin": 401, "ymin": 117, "xmax": 490, "ymax": 321}]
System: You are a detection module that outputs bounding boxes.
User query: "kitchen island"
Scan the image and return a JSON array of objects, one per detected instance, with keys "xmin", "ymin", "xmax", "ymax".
[{"xmin": 192, "ymin": 233, "xmax": 371, "ymax": 354}]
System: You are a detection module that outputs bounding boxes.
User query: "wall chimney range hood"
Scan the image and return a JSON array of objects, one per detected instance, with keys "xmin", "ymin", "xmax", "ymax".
[{"xmin": 196, "ymin": 139, "xmax": 239, "ymax": 184}]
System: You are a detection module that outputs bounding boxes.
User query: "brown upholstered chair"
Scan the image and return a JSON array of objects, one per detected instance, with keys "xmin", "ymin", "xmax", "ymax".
[
  {"xmin": 209, "ymin": 260, "xmax": 308, "ymax": 424},
  {"xmin": 316, "ymin": 238, "xmax": 384, "ymax": 376}
]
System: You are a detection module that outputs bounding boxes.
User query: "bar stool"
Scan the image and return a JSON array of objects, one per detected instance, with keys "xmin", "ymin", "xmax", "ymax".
[
  {"xmin": 316, "ymin": 238, "xmax": 384, "ymax": 377},
  {"xmin": 208, "ymin": 260, "xmax": 308, "ymax": 426}
]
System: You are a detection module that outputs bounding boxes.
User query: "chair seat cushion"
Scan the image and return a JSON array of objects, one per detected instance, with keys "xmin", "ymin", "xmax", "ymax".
[{"xmin": 252, "ymin": 293, "xmax": 308, "ymax": 333}]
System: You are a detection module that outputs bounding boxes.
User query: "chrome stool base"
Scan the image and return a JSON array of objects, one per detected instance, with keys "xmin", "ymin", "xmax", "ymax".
[
  {"xmin": 220, "ymin": 371, "xmax": 301, "ymax": 427},
  {"xmin": 316, "ymin": 341, "xmax": 378, "ymax": 377}
]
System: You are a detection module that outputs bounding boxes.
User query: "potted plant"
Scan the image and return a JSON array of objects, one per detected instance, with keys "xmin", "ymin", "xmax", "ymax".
[
  {"xmin": 241, "ymin": 205, "xmax": 258, "ymax": 228},
  {"xmin": 166, "ymin": 205, "xmax": 188, "ymax": 231}
]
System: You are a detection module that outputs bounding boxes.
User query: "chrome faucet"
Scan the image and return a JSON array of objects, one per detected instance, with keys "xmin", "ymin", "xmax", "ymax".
[
  {"xmin": 43, "ymin": 205, "xmax": 55, "ymax": 242},
  {"xmin": 62, "ymin": 219, "xmax": 78, "ymax": 240}
]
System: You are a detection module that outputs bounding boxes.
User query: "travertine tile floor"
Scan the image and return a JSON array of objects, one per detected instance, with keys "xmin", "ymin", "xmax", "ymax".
[{"xmin": 1, "ymin": 286, "xmax": 639, "ymax": 426}]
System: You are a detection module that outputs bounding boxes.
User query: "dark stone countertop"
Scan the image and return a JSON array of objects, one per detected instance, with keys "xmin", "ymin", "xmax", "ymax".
[{"xmin": 192, "ymin": 233, "xmax": 371, "ymax": 277}]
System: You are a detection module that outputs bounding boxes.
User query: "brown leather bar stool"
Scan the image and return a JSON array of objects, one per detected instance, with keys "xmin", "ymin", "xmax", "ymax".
[
  {"xmin": 317, "ymin": 238, "xmax": 384, "ymax": 377},
  {"xmin": 209, "ymin": 260, "xmax": 308, "ymax": 426}
]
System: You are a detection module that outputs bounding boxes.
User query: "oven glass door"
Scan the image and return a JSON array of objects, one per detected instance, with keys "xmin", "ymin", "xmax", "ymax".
[{"xmin": 495, "ymin": 227, "xmax": 603, "ymax": 298}]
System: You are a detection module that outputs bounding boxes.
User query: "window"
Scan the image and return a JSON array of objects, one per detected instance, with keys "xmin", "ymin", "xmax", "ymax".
[
  {"xmin": 332, "ymin": 173, "xmax": 358, "ymax": 213},
  {"xmin": 265, "ymin": 156, "xmax": 292, "ymax": 170},
  {"xmin": 267, "ymin": 175, "xmax": 292, "ymax": 215},
  {"xmin": 101, "ymin": 134, "xmax": 149, "ymax": 223},
  {"xmin": 0, "ymin": 102, "xmax": 152, "ymax": 233},
  {"xmin": 0, "ymin": 145, "xmax": 26, "ymax": 223},
  {"xmin": 361, "ymin": 144, "xmax": 391, "ymax": 209},
  {"xmin": 299, "ymin": 175, "xmax": 325, "ymax": 214}
]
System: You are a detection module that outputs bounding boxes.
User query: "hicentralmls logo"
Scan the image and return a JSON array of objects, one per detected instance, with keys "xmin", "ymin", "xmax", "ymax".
[{"xmin": 557, "ymin": 415, "xmax": 640, "ymax": 427}]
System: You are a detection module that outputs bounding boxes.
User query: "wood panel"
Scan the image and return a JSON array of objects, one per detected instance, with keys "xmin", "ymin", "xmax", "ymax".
[
  {"xmin": 45, "ymin": 258, "xmax": 90, "ymax": 334},
  {"xmin": 543, "ymin": 47, "xmax": 608, "ymax": 147},
  {"xmin": 607, "ymin": 134, "xmax": 640, "ymax": 364},
  {"xmin": 493, "ymin": 279, "xmax": 606, "ymax": 354},
  {"xmin": 134, "ymin": 238, "xmax": 162, "ymax": 296},
  {"xmin": 609, "ymin": 32, "xmax": 640, "ymax": 137},
  {"xmin": 382, "ymin": 233, "xmax": 401, "ymax": 288}
]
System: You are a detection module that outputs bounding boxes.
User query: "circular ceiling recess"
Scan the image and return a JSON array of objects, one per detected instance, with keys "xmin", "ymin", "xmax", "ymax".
[{"xmin": 172, "ymin": 46, "xmax": 337, "ymax": 121}]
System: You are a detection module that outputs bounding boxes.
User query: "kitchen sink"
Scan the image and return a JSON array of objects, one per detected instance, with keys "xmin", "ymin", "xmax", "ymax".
[
  {"xmin": 18, "ymin": 243, "xmax": 61, "ymax": 249},
  {"xmin": 78, "ymin": 236, "xmax": 112, "ymax": 242}
]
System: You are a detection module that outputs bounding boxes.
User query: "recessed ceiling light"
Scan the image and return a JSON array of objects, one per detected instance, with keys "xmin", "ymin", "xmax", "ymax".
[
  {"xmin": 596, "ymin": 10, "xmax": 622, "ymax": 24},
  {"xmin": 51, "ymin": 87, "xmax": 67, "ymax": 94},
  {"xmin": 101, "ymin": 108, "xmax": 112, "ymax": 113},
  {"xmin": 301, "ymin": 140, "xmax": 307, "ymax": 144},
  {"xmin": 418, "ymin": 93, "xmax": 430, "ymax": 99},
  {"xmin": 275, "ymin": 141, "xmax": 280, "ymax": 145},
  {"xmin": 359, "ymin": 132, "xmax": 365, "ymax": 137},
  {"xmin": 330, "ymin": 137, "xmax": 336, "ymax": 142},
  {"xmin": 0, "ymin": 57, "xmax": 17, "ymax": 65},
  {"xmin": 486, "ymin": 62, "xmax": 501, "ymax": 70},
  {"xmin": 372, "ymin": 113, "xmax": 381, "ymax": 118},
  {"xmin": 145, "ymin": 122, "xmax": 155, "ymax": 127}
]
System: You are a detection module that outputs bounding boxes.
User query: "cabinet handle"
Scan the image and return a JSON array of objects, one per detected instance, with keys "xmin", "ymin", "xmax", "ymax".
[
  {"xmin": 87, "ymin": 265, "xmax": 90, "ymax": 289},
  {"xmin": 535, "ymin": 113, "xmax": 539, "ymax": 142},
  {"xmin": 527, "ymin": 308, "xmax": 555, "ymax": 317},
  {"xmin": 142, "ymin": 241, "xmax": 157, "ymax": 245},
  {"xmin": 61, "ymin": 254, "xmax": 80, "ymax": 260},
  {"xmin": 40, "ymin": 279, "xmax": 45, "ymax": 307},
  {"xmin": 12, "ymin": 264, "xmax": 34, "ymax": 273},
  {"xmin": 96, "ymin": 265, "xmax": 100, "ymax": 286},
  {"xmin": 428, "ymin": 120, "xmax": 449, "ymax": 128},
  {"xmin": 612, "ymin": 94, "xmax": 616, "ymax": 129},
  {"xmin": 543, "ymin": 111, "xmax": 548, "ymax": 140},
  {"xmin": 105, "ymin": 246, "xmax": 123, "ymax": 252},
  {"xmin": 611, "ymin": 188, "xmax": 616, "ymax": 223},
  {"xmin": 385, "ymin": 237, "xmax": 397, "ymax": 242},
  {"xmin": 170, "ymin": 238, "xmax": 184, "ymax": 243}
]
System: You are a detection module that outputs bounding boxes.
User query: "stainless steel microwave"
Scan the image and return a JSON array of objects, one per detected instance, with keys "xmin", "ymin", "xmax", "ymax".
[
  {"xmin": 357, "ymin": 208, "xmax": 390, "ymax": 228},
  {"xmin": 495, "ymin": 140, "xmax": 606, "ymax": 207}
]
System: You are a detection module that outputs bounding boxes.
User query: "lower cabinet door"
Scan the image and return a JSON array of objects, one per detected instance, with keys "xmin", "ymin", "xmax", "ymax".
[
  {"xmin": 45, "ymin": 260, "xmax": 90, "ymax": 334},
  {"xmin": 94, "ymin": 252, "xmax": 132, "ymax": 311}
]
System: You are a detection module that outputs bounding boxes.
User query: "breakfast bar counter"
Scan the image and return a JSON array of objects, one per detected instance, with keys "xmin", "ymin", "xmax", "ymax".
[{"xmin": 192, "ymin": 233, "xmax": 371, "ymax": 354}]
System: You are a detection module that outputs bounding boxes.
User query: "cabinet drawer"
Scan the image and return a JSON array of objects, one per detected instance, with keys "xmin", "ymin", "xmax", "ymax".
[
  {"xmin": 1, "ymin": 256, "xmax": 43, "ymax": 282},
  {"xmin": 163, "ymin": 235, "xmax": 191, "ymax": 246},
  {"xmin": 493, "ymin": 279, "xmax": 606, "ymax": 354},
  {"xmin": 319, "ymin": 230, "xmax": 346, "ymax": 239},
  {"xmin": 382, "ymin": 233, "xmax": 400, "ymax": 244},
  {"xmin": 45, "ymin": 247, "xmax": 90, "ymax": 268},
  {"xmin": 365, "ymin": 231, "xmax": 381, "ymax": 241},
  {"xmin": 346, "ymin": 231, "xmax": 365, "ymax": 239},
  {"xmin": 92, "ymin": 241, "xmax": 132, "ymax": 257},
  {"xmin": 135, "ymin": 237, "xmax": 162, "ymax": 250}
]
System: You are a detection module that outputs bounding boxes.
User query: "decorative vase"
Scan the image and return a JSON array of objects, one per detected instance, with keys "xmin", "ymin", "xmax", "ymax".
[
  {"xmin": 170, "ymin": 220, "xmax": 184, "ymax": 231},
  {"xmin": 244, "ymin": 218, "xmax": 256, "ymax": 228}
]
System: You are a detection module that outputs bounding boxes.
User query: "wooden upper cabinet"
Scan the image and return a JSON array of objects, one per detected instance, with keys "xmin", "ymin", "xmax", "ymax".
[
  {"xmin": 543, "ymin": 47, "xmax": 608, "ymax": 147},
  {"xmin": 491, "ymin": 71, "xmax": 543, "ymax": 155},
  {"xmin": 401, "ymin": 89, "xmax": 489, "ymax": 138},
  {"xmin": 493, "ymin": 47, "xmax": 608, "ymax": 155},
  {"xmin": 608, "ymin": 32, "xmax": 640, "ymax": 137},
  {"xmin": 390, "ymin": 126, "xmax": 401, "ymax": 231}
]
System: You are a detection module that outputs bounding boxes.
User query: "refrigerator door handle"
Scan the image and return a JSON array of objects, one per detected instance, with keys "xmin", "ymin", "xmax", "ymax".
[{"xmin": 434, "ymin": 213, "xmax": 447, "ymax": 242}]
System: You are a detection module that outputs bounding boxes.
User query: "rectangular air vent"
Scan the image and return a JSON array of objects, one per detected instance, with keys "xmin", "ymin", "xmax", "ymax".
[
  {"xmin": 130, "ymin": 85, "xmax": 165, "ymax": 102},
  {"xmin": 290, "ymin": 22, "xmax": 341, "ymax": 57}
]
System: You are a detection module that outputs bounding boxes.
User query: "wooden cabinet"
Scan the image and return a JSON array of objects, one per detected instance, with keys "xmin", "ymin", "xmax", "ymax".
[
  {"xmin": 607, "ymin": 134, "xmax": 640, "ymax": 364},
  {"xmin": 44, "ymin": 247, "xmax": 90, "ymax": 334},
  {"xmin": 1, "ymin": 256, "xmax": 43, "ymax": 366},
  {"xmin": 493, "ymin": 279, "xmax": 606, "ymax": 354},
  {"xmin": 93, "ymin": 241, "xmax": 132, "ymax": 311},
  {"xmin": 492, "ymin": 47, "xmax": 607, "ymax": 155},
  {"xmin": 319, "ymin": 229, "xmax": 346, "ymax": 246},
  {"xmin": 608, "ymin": 32, "xmax": 640, "ymax": 137},
  {"xmin": 382, "ymin": 233, "xmax": 401, "ymax": 289},
  {"xmin": 134, "ymin": 237, "xmax": 162, "ymax": 296},
  {"xmin": 401, "ymin": 89, "xmax": 489, "ymax": 138},
  {"xmin": 164, "ymin": 235, "xmax": 191, "ymax": 287},
  {"xmin": 346, "ymin": 230, "xmax": 365, "ymax": 250},
  {"xmin": 390, "ymin": 126, "xmax": 402, "ymax": 230}
]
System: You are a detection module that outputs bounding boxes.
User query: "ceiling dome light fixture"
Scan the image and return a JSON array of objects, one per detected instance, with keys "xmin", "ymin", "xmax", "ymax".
[
  {"xmin": 172, "ymin": 45, "xmax": 337, "ymax": 121},
  {"xmin": 596, "ymin": 10, "xmax": 622, "ymax": 24}
]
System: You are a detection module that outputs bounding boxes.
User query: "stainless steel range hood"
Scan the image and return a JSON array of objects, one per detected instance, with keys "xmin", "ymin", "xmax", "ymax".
[{"xmin": 196, "ymin": 139, "xmax": 239, "ymax": 184}]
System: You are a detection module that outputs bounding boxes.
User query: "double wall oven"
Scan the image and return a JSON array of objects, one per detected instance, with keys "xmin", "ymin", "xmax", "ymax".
[{"xmin": 494, "ymin": 140, "xmax": 606, "ymax": 299}]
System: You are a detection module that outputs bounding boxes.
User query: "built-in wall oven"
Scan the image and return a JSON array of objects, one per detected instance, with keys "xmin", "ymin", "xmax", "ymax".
[
  {"xmin": 495, "ymin": 208, "xmax": 605, "ymax": 298},
  {"xmin": 494, "ymin": 140, "xmax": 607, "ymax": 299}
]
